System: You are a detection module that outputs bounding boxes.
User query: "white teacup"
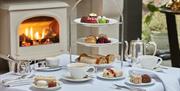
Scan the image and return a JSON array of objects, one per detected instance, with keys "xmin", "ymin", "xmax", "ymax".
[
  {"xmin": 67, "ymin": 63, "xmax": 95, "ymax": 79},
  {"xmin": 46, "ymin": 57, "xmax": 60, "ymax": 67},
  {"xmin": 138, "ymin": 55, "xmax": 162, "ymax": 69}
]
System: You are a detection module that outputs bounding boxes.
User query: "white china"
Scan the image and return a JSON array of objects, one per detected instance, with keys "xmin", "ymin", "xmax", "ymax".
[
  {"xmin": 77, "ymin": 37, "xmax": 119, "ymax": 47},
  {"xmin": 137, "ymin": 55, "xmax": 163, "ymax": 70},
  {"xmin": 32, "ymin": 80, "xmax": 62, "ymax": 91},
  {"xmin": 125, "ymin": 79, "xmax": 155, "ymax": 86},
  {"xmin": 62, "ymin": 72, "xmax": 93, "ymax": 82},
  {"xmin": 67, "ymin": 63, "xmax": 95, "ymax": 79},
  {"xmin": 92, "ymin": 63, "xmax": 113, "ymax": 68},
  {"xmin": 35, "ymin": 66, "xmax": 62, "ymax": 72},
  {"xmin": 74, "ymin": 18, "xmax": 119, "ymax": 27},
  {"xmin": 46, "ymin": 57, "xmax": 60, "ymax": 67},
  {"xmin": 97, "ymin": 72, "xmax": 125, "ymax": 80}
]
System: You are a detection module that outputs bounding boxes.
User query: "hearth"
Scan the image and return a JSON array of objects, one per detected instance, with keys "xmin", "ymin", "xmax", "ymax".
[{"xmin": 0, "ymin": 1, "xmax": 69, "ymax": 60}]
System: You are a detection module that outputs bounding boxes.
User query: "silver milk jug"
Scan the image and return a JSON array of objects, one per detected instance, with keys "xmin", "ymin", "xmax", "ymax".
[{"xmin": 125, "ymin": 39, "xmax": 157, "ymax": 61}]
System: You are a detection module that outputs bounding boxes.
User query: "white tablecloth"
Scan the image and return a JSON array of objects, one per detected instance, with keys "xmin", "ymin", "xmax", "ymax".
[{"xmin": 0, "ymin": 54, "xmax": 179, "ymax": 91}]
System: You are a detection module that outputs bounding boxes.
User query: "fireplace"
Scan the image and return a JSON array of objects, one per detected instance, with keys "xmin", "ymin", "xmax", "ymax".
[{"xmin": 0, "ymin": 1, "xmax": 69, "ymax": 60}]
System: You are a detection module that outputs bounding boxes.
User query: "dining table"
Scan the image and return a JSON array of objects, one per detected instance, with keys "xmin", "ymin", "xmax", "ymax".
[{"xmin": 0, "ymin": 54, "xmax": 180, "ymax": 91}]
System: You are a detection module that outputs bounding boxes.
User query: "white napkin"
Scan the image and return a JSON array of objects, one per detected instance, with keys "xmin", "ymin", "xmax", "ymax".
[
  {"xmin": 2, "ymin": 79, "xmax": 33, "ymax": 87},
  {"xmin": 0, "ymin": 72, "xmax": 21, "ymax": 83},
  {"xmin": 0, "ymin": 72, "xmax": 33, "ymax": 87},
  {"xmin": 129, "ymin": 67, "xmax": 180, "ymax": 91}
]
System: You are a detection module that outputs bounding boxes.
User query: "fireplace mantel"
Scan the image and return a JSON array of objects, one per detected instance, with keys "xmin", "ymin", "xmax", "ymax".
[{"xmin": 0, "ymin": 1, "xmax": 69, "ymax": 11}]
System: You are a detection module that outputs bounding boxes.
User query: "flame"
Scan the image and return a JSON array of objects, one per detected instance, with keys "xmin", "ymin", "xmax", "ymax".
[
  {"xmin": 24, "ymin": 27, "xmax": 43, "ymax": 40},
  {"xmin": 35, "ymin": 32, "xmax": 40, "ymax": 40},
  {"xmin": 25, "ymin": 28, "xmax": 29, "ymax": 37},
  {"xmin": 41, "ymin": 30, "xmax": 45, "ymax": 39},
  {"xmin": 30, "ymin": 27, "xmax": 33, "ymax": 40}
]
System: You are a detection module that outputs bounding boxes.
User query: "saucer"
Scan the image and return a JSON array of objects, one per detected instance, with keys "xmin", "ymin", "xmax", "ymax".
[
  {"xmin": 97, "ymin": 72, "xmax": 125, "ymax": 80},
  {"xmin": 62, "ymin": 73, "xmax": 93, "ymax": 82},
  {"xmin": 35, "ymin": 66, "xmax": 62, "ymax": 72}
]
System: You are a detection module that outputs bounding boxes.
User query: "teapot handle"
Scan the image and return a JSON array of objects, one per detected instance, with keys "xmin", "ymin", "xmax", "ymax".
[{"xmin": 146, "ymin": 41, "xmax": 157, "ymax": 56}]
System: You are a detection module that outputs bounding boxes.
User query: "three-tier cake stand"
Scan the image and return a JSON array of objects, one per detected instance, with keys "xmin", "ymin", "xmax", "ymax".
[{"xmin": 69, "ymin": 0, "xmax": 125, "ymax": 68}]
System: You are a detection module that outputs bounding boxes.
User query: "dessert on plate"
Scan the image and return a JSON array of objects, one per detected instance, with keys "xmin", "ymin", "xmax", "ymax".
[
  {"xmin": 166, "ymin": 0, "xmax": 180, "ymax": 11},
  {"xmin": 96, "ymin": 34, "xmax": 111, "ymax": 44},
  {"xmin": 130, "ymin": 73, "xmax": 151, "ymax": 84},
  {"xmin": 84, "ymin": 34, "xmax": 111, "ymax": 44},
  {"xmin": 33, "ymin": 76, "xmax": 57, "ymax": 88},
  {"xmin": 81, "ymin": 13, "xmax": 109, "ymax": 24},
  {"xmin": 85, "ymin": 35, "xmax": 97, "ymax": 44},
  {"xmin": 141, "ymin": 74, "xmax": 151, "ymax": 83},
  {"xmin": 77, "ymin": 53, "xmax": 115, "ymax": 65},
  {"xmin": 103, "ymin": 68, "xmax": 123, "ymax": 78}
]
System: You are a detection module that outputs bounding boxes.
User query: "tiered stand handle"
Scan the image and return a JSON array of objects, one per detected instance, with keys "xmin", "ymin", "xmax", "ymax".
[{"xmin": 69, "ymin": 0, "xmax": 82, "ymax": 63}]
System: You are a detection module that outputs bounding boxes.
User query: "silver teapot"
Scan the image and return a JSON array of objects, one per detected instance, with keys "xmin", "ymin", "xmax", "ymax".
[{"xmin": 125, "ymin": 38, "xmax": 157, "ymax": 61}]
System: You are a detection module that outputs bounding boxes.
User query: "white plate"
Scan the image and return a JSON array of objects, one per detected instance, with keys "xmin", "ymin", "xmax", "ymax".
[
  {"xmin": 32, "ymin": 81, "xmax": 62, "ymax": 91},
  {"xmin": 74, "ymin": 18, "xmax": 119, "ymax": 27},
  {"xmin": 125, "ymin": 79, "xmax": 155, "ymax": 86},
  {"xmin": 35, "ymin": 66, "xmax": 62, "ymax": 72},
  {"xmin": 97, "ymin": 72, "xmax": 125, "ymax": 80},
  {"xmin": 91, "ymin": 63, "xmax": 113, "ymax": 68},
  {"xmin": 77, "ymin": 37, "xmax": 119, "ymax": 47},
  {"xmin": 62, "ymin": 73, "xmax": 93, "ymax": 82}
]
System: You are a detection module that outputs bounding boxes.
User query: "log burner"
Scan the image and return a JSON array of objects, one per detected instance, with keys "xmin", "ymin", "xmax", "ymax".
[{"xmin": 0, "ymin": 1, "xmax": 69, "ymax": 60}]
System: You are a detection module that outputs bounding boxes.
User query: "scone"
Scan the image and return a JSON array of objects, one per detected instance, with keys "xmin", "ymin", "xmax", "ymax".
[
  {"xmin": 105, "ymin": 54, "xmax": 115, "ymax": 63},
  {"xmin": 85, "ymin": 35, "xmax": 97, "ymax": 44},
  {"xmin": 130, "ymin": 74, "xmax": 142, "ymax": 84},
  {"xmin": 103, "ymin": 68, "xmax": 123, "ymax": 78}
]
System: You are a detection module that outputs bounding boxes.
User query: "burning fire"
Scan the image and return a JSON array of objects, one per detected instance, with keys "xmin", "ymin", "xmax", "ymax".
[
  {"xmin": 24, "ymin": 27, "xmax": 47, "ymax": 40},
  {"xmin": 19, "ymin": 19, "xmax": 59, "ymax": 47}
]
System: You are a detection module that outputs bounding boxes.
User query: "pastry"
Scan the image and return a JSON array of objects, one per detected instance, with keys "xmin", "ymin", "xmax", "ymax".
[
  {"xmin": 77, "ymin": 53, "xmax": 115, "ymax": 64},
  {"xmin": 84, "ymin": 34, "xmax": 111, "ymax": 44},
  {"xmin": 129, "ymin": 73, "xmax": 152, "ymax": 84},
  {"xmin": 97, "ymin": 16, "xmax": 109, "ymax": 23},
  {"xmin": 166, "ymin": 0, "xmax": 180, "ymax": 11},
  {"xmin": 34, "ymin": 76, "xmax": 57, "ymax": 88},
  {"xmin": 130, "ymin": 74, "xmax": 142, "ymax": 84},
  {"xmin": 89, "ymin": 13, "xmax": 97, "ymax": 18},
  {"xmin": 85, "ymin": 35, "xmax": 97, "ymax": 44},
  {"xmin": 105, "ymin": 54, "xmax": 115, "ymax": 63},
  {"xmin": 103, "ymin": 68, "xmax": 123, "ymax": 78},
  {"xmin": 36, "ymin": 80, "xmax": 48, "ymax": 88},
  {"xmin": 81, "ymin": 13, "xmax": 97, "ymax": 23},
  {"xmin": 142, "ymin": 74, "xmax": 151, "ymax": 83},
  {"xmin": 80, "ymin": 13, "xmax": 109, "ymax": 24},
  {"xmin": 97, "ymin": 34, "xmax": 111, "ymax": 43}
]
